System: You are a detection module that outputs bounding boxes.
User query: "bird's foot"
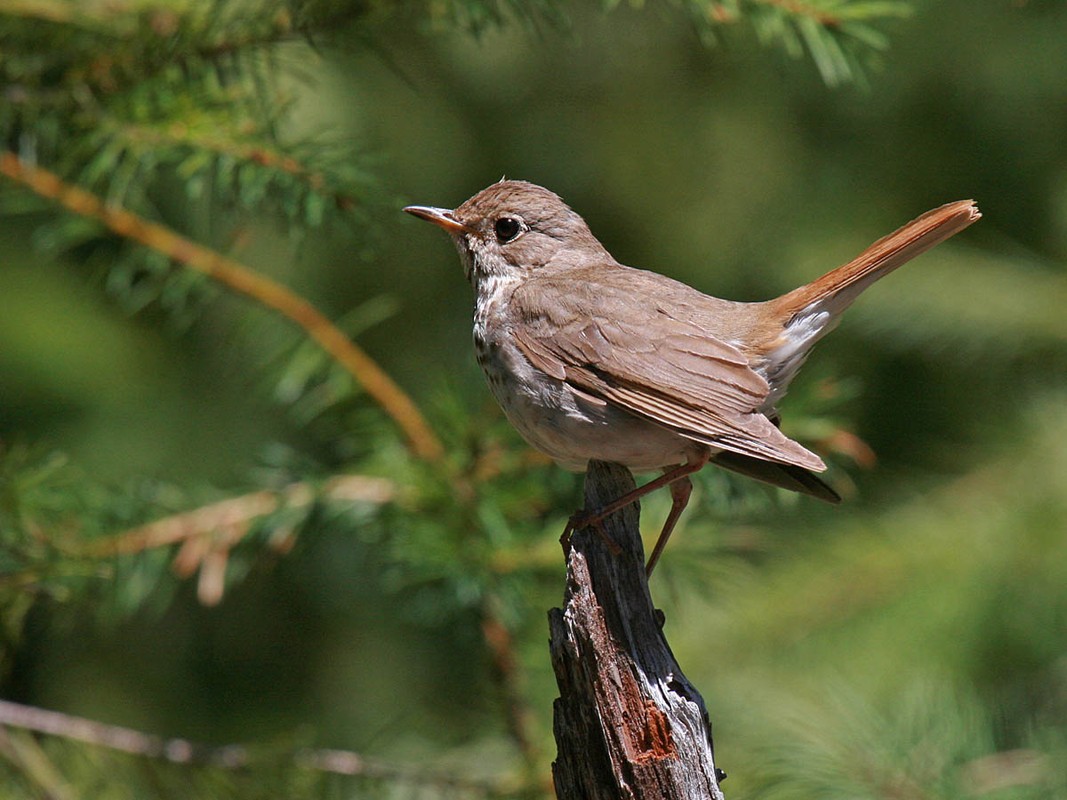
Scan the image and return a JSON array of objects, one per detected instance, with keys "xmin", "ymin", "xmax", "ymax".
[{"xmin": 560, "ymin": 508, "xmax": 622, "ymax": 557}]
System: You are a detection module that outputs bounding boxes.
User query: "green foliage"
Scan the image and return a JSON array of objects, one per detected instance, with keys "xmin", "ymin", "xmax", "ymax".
[
  {"xmin": 663, "ymin": 0, "xmax": 912, "ymax": 87},
  {"xmin": 751, "ymin": 680, "xmax": 1067, "ymax": 799},
  {"xmin": 420, "ymin": 0, "xmax": 570, "ymax": 34},
  {"xmin": 1, "ymin": 0, "xmax": 382, "ymax": 318}
]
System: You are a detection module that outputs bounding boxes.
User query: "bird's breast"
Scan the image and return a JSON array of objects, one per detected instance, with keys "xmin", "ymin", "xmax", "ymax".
[{"xmin": 471, "ymin": 287, "xmax": 700, "ymax": 472}]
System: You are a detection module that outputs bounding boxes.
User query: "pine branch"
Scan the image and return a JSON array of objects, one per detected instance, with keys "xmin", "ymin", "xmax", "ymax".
[
  {"xmin": 754, "ymin": 0, "xmax": 841, "ymax": 27},
  {"xmin": 73, "ymin": 475, "xmax": 395, "ymax": 606},
  {"xmin": 421, "ymin": 0, "xmax": 568, "ymax": 36},
  {"xmin": 103, "ymin": 119, "xmax": 362, "ymax": 213},
  {"xmin": 688, "ymin": 0, "xmax": 912, "ymax": 86},
  {"xmin": 0, "ymin": 700, "xmax": 518, "ymax": 796},
  {"xmin": 0, "ymin": 152, "xmax": 445, "ymax": 464},
  {"xmin": 2, "ymin": 0, "xmax": 376, "ymax": 240},
  {"xmin": 85, "ymin": 475, "xmax": 395, "ymax": 559}
]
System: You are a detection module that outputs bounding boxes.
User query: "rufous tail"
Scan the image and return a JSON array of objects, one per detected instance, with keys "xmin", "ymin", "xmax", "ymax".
[{"xmin": 770, "ymin": 199, "xmax": 981, "ymax": 320}]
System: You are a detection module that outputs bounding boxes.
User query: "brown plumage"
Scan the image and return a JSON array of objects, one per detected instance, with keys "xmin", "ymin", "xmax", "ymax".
[{"xmin": 406, "ymin": 181, "xmax": 980, "ymax": 573}]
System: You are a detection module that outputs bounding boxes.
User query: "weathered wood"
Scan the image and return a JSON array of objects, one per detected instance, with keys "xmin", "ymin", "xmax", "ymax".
[{"xmin": 549, "ymin": 461, "xmax": 725, "ymax": 799}]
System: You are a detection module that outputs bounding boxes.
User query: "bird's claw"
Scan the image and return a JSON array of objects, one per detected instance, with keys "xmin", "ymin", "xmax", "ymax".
[{"xmin": 560, "ymin": 508, "xmax": 621, "ymax": 556}]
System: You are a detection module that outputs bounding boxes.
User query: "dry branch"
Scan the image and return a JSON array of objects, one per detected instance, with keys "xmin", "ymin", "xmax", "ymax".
[{"xmin": 550, "ymin": 461, "xmax": 725, "ymax": 799}]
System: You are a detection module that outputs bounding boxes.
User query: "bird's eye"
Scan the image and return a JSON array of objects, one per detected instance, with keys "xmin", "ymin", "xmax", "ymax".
[{"xmin": 494, "ymin": 216, "xmax": 523, "ymax": 243}]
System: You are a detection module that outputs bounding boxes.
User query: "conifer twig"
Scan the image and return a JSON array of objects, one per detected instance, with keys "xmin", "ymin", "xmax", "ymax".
[
  {"xmin": 0, "ymin": 700, "xmax": 513, "ymax": 794},
  {"xmin": 84, "ymin": 475, "xmax": 395, "ymax": 559},
  {"xmin": 0, "ymin": 151, "xmax": 445, "ymax": 463},
  {"xmin": 756, "ymin": 0, "xmax": 840, "ymax": 27},
  {"xmin": 107, "ymin": 121, "xmax": 360, "ymax": 211},
  {"xmin": 73, "ymin": 474, "xmax": 393, "ymax": 605}
]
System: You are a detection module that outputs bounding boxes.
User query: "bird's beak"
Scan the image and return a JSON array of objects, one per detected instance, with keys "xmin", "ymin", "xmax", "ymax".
[{"xmin": 403, "ymin": 205, "xmax": 471, "ymax": 234}]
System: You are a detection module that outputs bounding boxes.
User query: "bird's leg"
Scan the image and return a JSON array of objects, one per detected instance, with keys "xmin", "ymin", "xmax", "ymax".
[
  {"xmin": 645, "ymin": 475, "xmax": 693, "ymax": 577},
  {"xmin": 563, "ymin": 451, "xmax": 710, "ymax": 565}
]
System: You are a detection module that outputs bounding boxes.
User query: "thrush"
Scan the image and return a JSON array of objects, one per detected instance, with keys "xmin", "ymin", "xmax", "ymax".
[{"xmin": 406, "ymin": 181, "xmax": 980, "ymax": 574}]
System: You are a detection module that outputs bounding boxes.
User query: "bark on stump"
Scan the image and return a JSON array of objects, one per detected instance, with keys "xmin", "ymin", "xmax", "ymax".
[{"xmin": 550, "ymin": 460, "xmax": 725, "ymax": 799}]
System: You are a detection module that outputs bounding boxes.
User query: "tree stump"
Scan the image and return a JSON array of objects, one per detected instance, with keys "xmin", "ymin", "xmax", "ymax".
[{"xmin": 549, "ymin": 461, "xmax": 725, "ymax": 799}]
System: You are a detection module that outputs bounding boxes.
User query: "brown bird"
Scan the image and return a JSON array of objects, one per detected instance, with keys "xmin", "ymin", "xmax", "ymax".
[{"xmin": 405, "ymin": 181, "xmax": 980, "ymax": 574}]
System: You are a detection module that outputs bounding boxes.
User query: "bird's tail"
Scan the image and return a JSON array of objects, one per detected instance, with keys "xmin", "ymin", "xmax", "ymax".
[
  {"xmin": 769, "ymin": 199, "xmax": 981, "ymax": 321},
  {"xmin": 754, "ymin": 199, "xmax": 980, "ymax": 408}
]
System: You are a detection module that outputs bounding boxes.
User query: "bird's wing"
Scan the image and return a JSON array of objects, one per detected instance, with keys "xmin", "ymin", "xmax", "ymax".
[{"xmin": 509, "ymin": 266, "xmax": 826, "ymax": 471}]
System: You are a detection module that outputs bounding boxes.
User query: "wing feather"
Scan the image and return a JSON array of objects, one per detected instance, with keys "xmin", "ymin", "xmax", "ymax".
[{"xmin": 510, "ymin": 266, "xmax": 826, "ymax": 471}]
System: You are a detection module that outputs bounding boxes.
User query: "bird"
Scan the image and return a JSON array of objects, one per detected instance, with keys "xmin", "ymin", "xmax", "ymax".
[{"xmin": 405, "ymin": 181, "xmax": 980, "ymax": 574}]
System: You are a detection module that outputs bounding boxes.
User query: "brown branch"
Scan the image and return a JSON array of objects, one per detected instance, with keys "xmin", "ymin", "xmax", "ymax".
[
  {"xmin": 0, "ymin": 151, "xmax": 445, "ymax": 463},
  {"xmin": 0, "ymin": 700, "xmax": 513, "ymax": 794},
  {"xmin": 84, "ymin": 475, "xmax": 394, "ymax": 558}
]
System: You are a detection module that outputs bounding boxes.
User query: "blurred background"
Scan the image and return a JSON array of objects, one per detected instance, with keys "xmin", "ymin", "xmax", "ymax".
[{"xmin": 1, "ymin": 0, "xmax": 1066, "ymax": 797}]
